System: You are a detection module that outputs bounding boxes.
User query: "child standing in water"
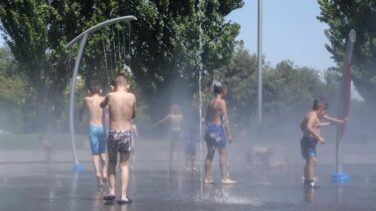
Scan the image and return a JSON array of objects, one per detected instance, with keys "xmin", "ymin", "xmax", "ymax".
[
  {"xmin": 300, "ymin": 97, "xmax": 346, "ymax": 188},
  {"xmin": 152, "ymin": 104, "xmax": 184, "ymax": 166},
  {"xmin": 79, "ymin": 80, "xmax": 108, "ymax": 187},
  {"xmin": 204, "ymin": 81, "xmax": 236, "ymax": 184},
  {"xmin": 184, "ymin": 126, "xmax": 197, "ymax": 172},
  {"xmin": 101, "ymin": 73, "xmax": 136, "ymax": 204}
]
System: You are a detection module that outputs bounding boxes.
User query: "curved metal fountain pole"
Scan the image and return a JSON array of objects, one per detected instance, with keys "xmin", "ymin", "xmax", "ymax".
[
  {"xmin": 69, "ymin": 33, "xmax": 88, "ymax": 168},
  {"xmin": 66, "ymin": 16, "xmax": 137, "ymax": 172},
  {"xmin": 67, "ymin": 16, "xmax": 137, "ymax": 48}
]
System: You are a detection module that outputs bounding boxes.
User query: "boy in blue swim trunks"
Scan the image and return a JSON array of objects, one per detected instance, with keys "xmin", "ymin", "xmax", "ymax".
[
  {"xmin": 204, "ymin": 81, "xmax": 236, "ymax": 184},
  {"xmin": 79, "ymin": 80, "xmax": 108, "ymax": 187},
  {"xmin": 300, "ymin": 98, "xmax": 346, "ymax": 188},
  {"xmin": 100, "ymin": 73, "xmax": 136, "ymax": 204}
]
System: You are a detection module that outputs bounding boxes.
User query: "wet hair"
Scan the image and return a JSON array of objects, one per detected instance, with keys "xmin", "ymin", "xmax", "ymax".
[
  {"xmin": 213, "ymin": 81, "xmax": 225, "ymax": 94},
  {"xmin": 312, "ymin": 97, "xmax": 328, "ymax": 110},
  {"xmin": 88, "ymin": 80, "xmax": 101, "ymax": 94},
  {"xmin": 114, "ymin": 73, "xmax": 128, "ymax": 87}
]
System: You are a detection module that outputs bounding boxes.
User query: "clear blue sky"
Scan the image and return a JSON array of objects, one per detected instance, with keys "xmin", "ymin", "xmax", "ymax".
[{"xmin": 226, "ymin": 0, "xmax": 335, "ymax": 71}]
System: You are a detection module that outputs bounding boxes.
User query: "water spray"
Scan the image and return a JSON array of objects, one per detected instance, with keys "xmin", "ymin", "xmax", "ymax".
[{"xmin": 66, "ymin": 16, "xmax": 137, "ymax": 173}]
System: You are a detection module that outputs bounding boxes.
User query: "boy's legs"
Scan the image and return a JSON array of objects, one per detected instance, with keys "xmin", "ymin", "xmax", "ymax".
[
  {"xmin": 218, "ymin": 148, "xmax": 227, "ymax": 179},
  {"xmin": 169, "ymin": 139, "xmax": 176, "ymax": 166},
  {"xmin": 305, "ymin": 157, "xmax": 316, "ymax": 182},
  {"xmin": 100, "ymin": 153, "xmax": 108, "ymax": 182},
  {"xmin": 119, "ymin": 152, "xmax": 130, "ymax": 200},
  {"xmin": 219, "ymin": 148, "xmax": 236, "ymax": 184},
  {"xmin": 107, "ymin": 150, "xmax": 117, "ymax": 196},
  {"xmin": 89, "ymin": 127, "xmax": 104, "ymax": 185},
  {"xmin": 204, "ymin": 145, "xmax": 215, "ymax": 183},
  {"xmin": 91, "ymin": 155, "xmax": 103, "ymax": 185}
]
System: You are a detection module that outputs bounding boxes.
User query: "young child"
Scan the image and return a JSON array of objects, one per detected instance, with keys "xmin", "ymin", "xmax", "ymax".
[
  {"xmin": 79, "ymin": 80, "xmax": 108, "ymax": 187},
  {"xmin": 184, "ymin": 125, "xmax": 197, "ymax": 172},
  {"xmin": 100, "ymin": 74, "xmax": 136, "ymax": 204},
  {"xmin": 204, "ymin": 81, "xmax": 236, "ymax": 184},
  {"xmin": 300, "ymin": 97, "xmax": 346, "ymax": 188},
  {"xmin": 152, "ymin": 104, "xmax": 184, "ymax": 167}
]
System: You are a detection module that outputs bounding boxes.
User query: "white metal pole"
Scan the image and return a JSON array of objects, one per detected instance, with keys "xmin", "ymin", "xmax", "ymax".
[
  {"xmin": 257, "ymin": 0, "xmax": 263, "ymax": 126},
  {"xmin": 69, "ymin": 33, "xmax": 88, "ymax": 167}
]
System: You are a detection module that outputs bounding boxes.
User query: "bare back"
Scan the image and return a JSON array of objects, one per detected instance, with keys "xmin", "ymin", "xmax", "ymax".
[
  {"xmin": 85, "ymin": 94, "xmax": 105, "ymax": 127},
  {"xmin": 106, "ymin": 91, "xmax": 136, "ymax": 131},
  {"xmin": 205, "ymin": 97, "xmax": 226, "ymax": 125}
]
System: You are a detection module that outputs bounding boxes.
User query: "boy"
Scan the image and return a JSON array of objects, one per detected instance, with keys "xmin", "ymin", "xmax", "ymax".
[
  {"xmin": 79, "ymin": 80, "xmax": 108, "ymax": 187},
  {"xmin": 204, "ymin": 81, "xmax": 236, "ymax": 184},
  {"xmin": 152, "ymin": 104, "xmax": 184, "ymax": 166},
  {"xmin": 184, "ymin": 125, "xmax": 197, "ymax": 172},
  {"xmin": 100, "ymin": 74, "xmax": 136, "ymax": 204},
  {"xmin": 300, "ymin": 97, "xmax": 346, "ymax": 188}
]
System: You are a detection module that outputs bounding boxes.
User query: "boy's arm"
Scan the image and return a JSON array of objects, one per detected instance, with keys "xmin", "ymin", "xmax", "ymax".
[
  {"xmin": 132, "ymin": 96, "xmax": 136, "ymax": 119},
  {"xmin": 222, "ymin": 100, "xmax": 233, "ymax": 143},
  {"xmin": 300, "ymin": 120, "xmax": 305, "ymax": 132},
  {"xmin": 306, "ymin": 115, "xmax": 325, "ymax": 143},
  {"xmin": 323, "ymin": 115, "xmax": 346, "ymax": 125},
  {"xmin": 151, "ymin": 115, "xmax": 169, "ymax": 128},
  {"xmin": 318, "ymin": 122, "xmax": 331, "ymax": 127},
  {"xmin": 102, "ymin": 105, "xmax": 109, "ymax": 128},
  {"xmin": 100, "ymin": 95, "xmax": 109, "ymax": 108},
  {"xmin": 132, "ymin": 124, "xmax": 139, "ymax": 139}
]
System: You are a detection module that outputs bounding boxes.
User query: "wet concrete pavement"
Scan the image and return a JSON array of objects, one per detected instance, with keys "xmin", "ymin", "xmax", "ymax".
[{"xmin": 0, "ymin": 139, "xmax": 375, "ymax": 211}]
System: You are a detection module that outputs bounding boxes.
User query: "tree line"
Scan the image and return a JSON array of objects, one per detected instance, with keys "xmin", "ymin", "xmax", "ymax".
[{"xmin": 0, "ymin": 0, "xmax": 374, "ymax": 132}]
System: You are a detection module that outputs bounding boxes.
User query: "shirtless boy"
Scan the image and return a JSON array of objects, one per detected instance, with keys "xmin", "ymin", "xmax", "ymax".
[
  {"xmin": 152, "ymin": 104, "xmax": 184, "ymax": 166},
  {"xmin": 300, "ymin": 97, "xmax": 346, "ymax": 188},
  {"xmin": 100, "ymin": 74, "xmax": 136, "ymax": 204},
  {"xmin": 79, "ymin": 80, "xmax": 108, "ymax": 187},
  {"xmin": 204, "ymin": 81, "xmax": 236, "ymax": 184}
]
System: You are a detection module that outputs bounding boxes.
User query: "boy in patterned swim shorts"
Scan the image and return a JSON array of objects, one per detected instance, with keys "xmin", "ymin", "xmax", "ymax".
[{"xmin": 100, "ymin": 73, "xmax": 136, "ymax": 204}]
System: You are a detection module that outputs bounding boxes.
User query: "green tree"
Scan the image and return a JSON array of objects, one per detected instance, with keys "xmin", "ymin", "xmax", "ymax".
[
  {"xmin": 317, "ymin": 0, "xmax": 376, "ymax": 106},
  {"xmin": 214, "ymin": 45, "xmax": 257, "ymax": 129},
  {"xmin": 0, "ymin": 0, "xmax": 243, "ymax": 129},
  {"xmin": 211, "ymin": 46, "xmax": 339, "ymax": 131},
  {"xmin": 0, "ymin": 47, "xmax": 27, "ymax": 131}
]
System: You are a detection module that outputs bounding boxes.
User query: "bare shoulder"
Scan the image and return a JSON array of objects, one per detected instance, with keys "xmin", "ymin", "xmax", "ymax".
[
  {"xmin": 106, "ymin": 92, "xmax": 115, "ymax": 98},
  {"xmin": 307, "ymin": 111, "xmax": 318, "ymax": 121},
  {"xmin": 127, "ymin": 92, "xmax": 136, "ymax": 101},
  {"xmin": 84, "ymin": 96, "xmax": 91, "ymax": 103}
]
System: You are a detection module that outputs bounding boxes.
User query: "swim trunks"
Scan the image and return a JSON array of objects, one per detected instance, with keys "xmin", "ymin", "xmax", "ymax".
[
  {"xmin": 205, "ymin": 124, "xmax": 227, "ymax": 149},
  {"xmin": 107, "ymin": 130, "xmax": 133, "ymax": 153},
  {"xmin": 88, "ymin": 126, "xmax": 106, "ymax": 155},
  {"xmin": 300, "ymin": 136, "xmax": 317, "ymax": 159}
]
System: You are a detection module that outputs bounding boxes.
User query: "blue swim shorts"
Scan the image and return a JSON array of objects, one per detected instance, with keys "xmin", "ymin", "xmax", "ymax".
[
  {"xmin": 205, "ymin": 124, "xmax": 227, "ymax": 149},
  {"xmin": 300, "ymin": 136, "xmax": 317, "ymax": 160},
  {"xmin": 88, "ymin": 126, "xmax": 106, "ymax": 155}
]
